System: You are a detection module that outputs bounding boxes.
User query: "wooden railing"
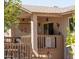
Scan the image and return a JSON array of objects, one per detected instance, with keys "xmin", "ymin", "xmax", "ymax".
[
  {"xmin": 4, "ymin": 37, "xmax": 32, "ymax": 59},
  {"xmin": 4, "ymin": 35, "xmax": 63, "ymax": 59},
  {"xmin": 4, "ymin": 43, "xmax": 32, "ymax": 59},
  {"xmin": 37, "ymin": 35, "xmax": 62, "ymax": 49}
]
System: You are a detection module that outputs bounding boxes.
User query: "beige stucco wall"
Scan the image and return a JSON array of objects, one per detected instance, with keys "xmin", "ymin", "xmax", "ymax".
[
  {"xmin": 60, "ymin": 16, "xmax": 71, "ymax": 59},
  {"xmin": 11, "ymin": 13, "xmax": 72, "ymax": 38},
  {"xmin": 37, "ymin": 14, "xmax": 72, "ymax": 59},
  {"xmin": 37, "ymin": 17, "xmax": 63, "ymax": 35},
  {"xmin": 37, "ymin": 16, "xmax": 71, "ymax": 59},
  {"xmin": 11, "ymin": 16, "xmax": 64, "ymax": 37},
  {"xmin": 11, "ymin": 18, "xmax": 31, "ymax": 37}
]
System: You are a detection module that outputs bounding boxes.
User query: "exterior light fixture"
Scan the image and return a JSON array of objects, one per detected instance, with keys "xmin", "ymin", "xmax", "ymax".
[
  {"xmin": 38, "ymin": 23, "xmax": 40, "ymax": 26},
  {"xmin": 57, "ymin": 23, "xmax": 60, "ymax": 28},
  {"xmin": 46, "ymin": 18, "xmax": 48, "ymax": 21}
]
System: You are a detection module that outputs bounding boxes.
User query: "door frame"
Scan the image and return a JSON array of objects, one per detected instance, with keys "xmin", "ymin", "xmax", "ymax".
[{"xmin": 42, "ymin": 22, "xmax": 54, "ymax": 35}]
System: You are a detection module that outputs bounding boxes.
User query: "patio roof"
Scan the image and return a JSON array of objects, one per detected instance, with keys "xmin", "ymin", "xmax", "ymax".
[{"xmin": 20, "ymin": 5, "xmax": 74, "ymax": 14}]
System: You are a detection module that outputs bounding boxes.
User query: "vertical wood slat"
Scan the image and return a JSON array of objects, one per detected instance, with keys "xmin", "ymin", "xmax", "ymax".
[
  {"xmin": 37, "ymin": 35, "xmax": 58, "ymax": 49},
  {"xmin": 4, "ymin": 43, "xmax": 31, "ymax": 59},
  {"xmin": 38, "ymin": 35, "xmax": 46, "ymax": 49}
]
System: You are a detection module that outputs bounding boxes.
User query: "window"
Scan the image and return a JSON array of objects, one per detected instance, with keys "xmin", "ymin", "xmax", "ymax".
[{"xmin": 44, "ymin": 23, "xmax": 54, "ymax": 35}]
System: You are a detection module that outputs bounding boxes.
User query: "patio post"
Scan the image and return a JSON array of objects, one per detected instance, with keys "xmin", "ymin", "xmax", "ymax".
[{"xmin": 31, "ymin": 15, "xmax": 38, "ymax": 56}]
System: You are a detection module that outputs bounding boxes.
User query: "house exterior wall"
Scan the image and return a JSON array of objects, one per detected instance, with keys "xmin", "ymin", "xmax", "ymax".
[
  {"xmin": 10, "ymin": 12, "xmax": 72, "ymax": 59},
  {"xmin": 11, "ymin": 16, "xmax": 64, "ymax": 37},
  {"xmin": 37, "ymin": 14, "xmax": 72, "ymax": 59},
  {"xmin": 60, "ymin": 17, "xmax": 69, "ymax": 59},
  {"xmin": 38, "ymin": 17, "xmax": 61, "ymax": 34},
  {"xmin": 60, "ymin": 15, "xmax": 72, "ymax": 59},
  {"xmin": 11, "ymin": 18, "xmax": 31, "ymax": 37}
]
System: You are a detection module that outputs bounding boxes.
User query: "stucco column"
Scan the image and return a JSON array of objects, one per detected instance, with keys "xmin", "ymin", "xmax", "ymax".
[{"xmin": 31, "ymin": 15, "xmax": 38, "ymax": 56}]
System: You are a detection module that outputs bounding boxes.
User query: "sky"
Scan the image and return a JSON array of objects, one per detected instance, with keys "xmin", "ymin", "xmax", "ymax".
[{"xmin": 22, "ymin": 0, "xmax": 74, "ymax": 7}]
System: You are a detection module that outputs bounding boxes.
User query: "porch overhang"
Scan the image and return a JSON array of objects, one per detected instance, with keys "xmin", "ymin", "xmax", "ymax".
[
  {"xmin": 20, "ymin": 5, "xmax": 32, "ymax": 14},
  {"xmin": 17, "ymin": 11, "xmax": 32, "ymax": 18},
  {"xmin": 61, "ymin": 10, "xmax": 74, "ymax": 15},
  {"xmin": 18, "ymin": 10, "xmax": 74, "ymax": 19},
  {"xmin": 18, "ymin": 5, "xmax": 74, "ymax": 18}
]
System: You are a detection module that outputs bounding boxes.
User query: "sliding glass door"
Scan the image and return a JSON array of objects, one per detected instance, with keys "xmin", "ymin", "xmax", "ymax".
[{"xmin": 44, "ymin": 23, "xmax": 54, "ymax": 35}]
